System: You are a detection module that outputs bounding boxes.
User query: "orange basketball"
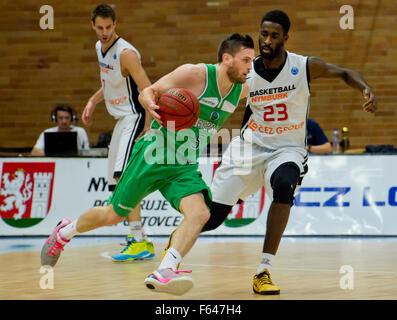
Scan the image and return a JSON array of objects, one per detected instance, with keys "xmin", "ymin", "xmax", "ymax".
[{"xmin": 157, "ymin": 88, "xmax": 200, "ymax": 131}]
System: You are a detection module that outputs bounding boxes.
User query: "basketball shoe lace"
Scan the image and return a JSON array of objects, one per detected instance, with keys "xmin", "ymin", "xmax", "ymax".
[
  {"xmin": 120, "ymin": 240, "xmax": 133, "ymax": 253},
  {"xmin": 155, "ymin": 268, "xmax": 192, "ymax": 281},
  {"xmin": 119, "ymin": 236, "xmax": 138, "ymax": 253},
  {"xmin": 172, "ymin": 269, "xmax": 192, "ymax": 275},
  {"xmin": 172, "ymin": 269, "xmax": 192, "ymax": 274},
  {"xmin": 48, "ymin": 239, "xmax": 65, "ymax": 257},
  {"xmin": 257, "ymin": 270, "xmax": 273, "ymax": 285}
]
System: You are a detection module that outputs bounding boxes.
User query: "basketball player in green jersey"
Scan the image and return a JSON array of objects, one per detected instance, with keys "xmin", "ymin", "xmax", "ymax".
[{"xmin": 40, "ymin": 33, "xmax": 255, "ymax": 296}]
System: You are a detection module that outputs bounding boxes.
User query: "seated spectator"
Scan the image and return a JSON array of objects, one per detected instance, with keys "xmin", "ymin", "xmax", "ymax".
[
  {"xmin": 306, "ymin": 118, "xmax": 332, "ymax": 154},
  {"xmin": 31, "ymin": 104, "xmax": 90, "ymax": 156}
]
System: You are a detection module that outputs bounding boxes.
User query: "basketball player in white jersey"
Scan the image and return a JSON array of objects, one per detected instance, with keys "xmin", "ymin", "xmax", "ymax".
[
  {"xmin": 202, "ymin": 10, "xmax": 377, "ymax": 294},
  {"xmin": 81, "ymin": 4, "xmax": 155, "ymax": 261}
]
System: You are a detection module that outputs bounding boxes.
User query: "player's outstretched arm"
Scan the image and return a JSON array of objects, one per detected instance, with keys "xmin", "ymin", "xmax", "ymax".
[
  {"xmin": 82, "ymin": 87, "xmax": 104, "ymax": 126},
  {"xmin": 308, "ymin": 57, "xmax": 377, "ymax": 114},
  {"xmin": 138, "ymin": 64, "xmax": 206, "ymax": 125}
]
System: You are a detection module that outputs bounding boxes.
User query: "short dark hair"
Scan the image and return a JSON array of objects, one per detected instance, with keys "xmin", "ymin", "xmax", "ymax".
[
  {"xmin": 91, "ymin": 4, "xmax": 116, "ymax": 23},
  {"xmin": 54, "ymin": 104, "xmax": 73, "ymax": 117},
  {"xmin": 217, "ymin": 33, "xmax": 254, "ymax": 63},
  {"xmin": 261, "ymin": 10, "xmax": 291, "ymax": 34},
  {"xmin": 52, "ymin": 104, "xmax": 76, "ymax": 122}
]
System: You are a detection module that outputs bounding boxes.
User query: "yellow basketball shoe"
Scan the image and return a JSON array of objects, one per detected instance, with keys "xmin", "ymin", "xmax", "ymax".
[
  {"xmin": 253, "ymin": 270, "xmax": 280, "ymax": 295},
  {"xmin": 112, "ymin": 235, "xmax": 155, "ymax": 262}
]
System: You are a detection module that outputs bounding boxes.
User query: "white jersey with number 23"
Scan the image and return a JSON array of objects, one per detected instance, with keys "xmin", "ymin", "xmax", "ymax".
[{"xmin": 242, "ymin": 51, "xmax": 310, "ymax": 149}]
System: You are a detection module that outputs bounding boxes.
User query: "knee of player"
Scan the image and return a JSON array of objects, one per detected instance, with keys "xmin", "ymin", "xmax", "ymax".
[
  {"xmin": 195, "ymin": 208, "xmax": 210, "ymax": 226},
  {"xmin": 272, "ymin": 179, "xmax": 295, "ymax": 204},
  {"xmin": 273, "ymin": 177, "xmax": 295, "ymax": 193},
  {"xmin": 272, "ymin": 177, "xmax": 297, "ymax": 205},
  {"xmin": 271, "ymin": 163, "xmax": 300, "ymax": 205},
  {"xmin": 104, "ymin": 205, "xmax": 124, "ymax": 225}
]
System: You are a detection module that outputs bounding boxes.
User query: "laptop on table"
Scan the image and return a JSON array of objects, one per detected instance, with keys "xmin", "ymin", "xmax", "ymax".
[{"xmin": 44, "ymin": 131, "xmax": 78, "ymax": 156}]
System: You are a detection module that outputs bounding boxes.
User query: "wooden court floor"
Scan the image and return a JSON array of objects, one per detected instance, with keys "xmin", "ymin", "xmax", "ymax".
[{"xmin": 1, "ymin": 237, "xmax": 397, "ymax": 300}]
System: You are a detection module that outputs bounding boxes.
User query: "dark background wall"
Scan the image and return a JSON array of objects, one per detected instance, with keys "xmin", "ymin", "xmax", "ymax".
[{"xmin": 1, "ymin": 0, "xmax": 395, "ymax": 150}]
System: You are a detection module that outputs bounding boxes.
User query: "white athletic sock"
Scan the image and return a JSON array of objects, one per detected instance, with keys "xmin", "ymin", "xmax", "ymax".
[
  {"xmin": 59, "ymin": 220, "xmax": 79, "ymax": 241},
  {"xmin": 129, "ymin": 221, "xmax": 145, "ymax": 242},
  {"xmin": 257, "ymin": 253, "xmax": 275, "ymax": 274},
  {"xmin": 158, "ymin": 247, "xmax": 182, "ymax": 271}
]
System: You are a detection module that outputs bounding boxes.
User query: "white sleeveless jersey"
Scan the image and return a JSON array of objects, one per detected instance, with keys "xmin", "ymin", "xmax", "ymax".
[
  {"xmin": 241, "ymin": 51, "xmax": 310, "ymax": 149},
  {"xmin": 96, "ymin": 37, "xmax": 144, "ymax": 119}
]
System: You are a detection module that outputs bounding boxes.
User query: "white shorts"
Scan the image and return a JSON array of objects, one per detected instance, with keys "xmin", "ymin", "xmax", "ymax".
[
  {"xmin": 211, "ymin": 136, "xmax": 308, "ymax": 206},
  {"xmin": 108, "ymin": 113, "xmax": 145, "ymax": 189}
]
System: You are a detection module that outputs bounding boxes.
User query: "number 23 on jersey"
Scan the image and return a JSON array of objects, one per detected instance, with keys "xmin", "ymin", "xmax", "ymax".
[{"xmin": 263, "ymin": 104, "xmax": 288, "ymax": 122}]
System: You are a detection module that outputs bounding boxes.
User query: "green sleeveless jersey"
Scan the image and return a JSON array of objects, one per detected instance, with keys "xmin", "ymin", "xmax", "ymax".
[{"xmin": 148, "ymin": 63, "xmax": 242, "ymax": 164}]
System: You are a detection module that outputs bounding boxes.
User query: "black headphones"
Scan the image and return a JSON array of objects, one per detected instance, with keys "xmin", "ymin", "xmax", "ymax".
[{"xmin": 51, "ymin": 104, "xmax": 78, "ymax": 123}]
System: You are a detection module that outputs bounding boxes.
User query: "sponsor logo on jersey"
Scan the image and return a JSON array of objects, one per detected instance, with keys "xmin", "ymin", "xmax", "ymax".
[
  {"xmin": 247, "ymin": 119, "xmax": 305, "ymax": 134},
  {"xmin": 99, "ymin": 61, "xmax": 114, "ymax": 70},
  {"xmin": 199, "ymin": 97, "xmax": 219, "ymax": 107},
  {"xmin": 249, "ymin": 84, "xmax": 296, "ymax": 97},
  {"xmin": 113, "ymin": 53, "xmax": 117, "ymax": 60},
  {"xmin": 0, "ymin": 162, "xmax": 55, "ymax": 228},
  {"xmin": 249, "ymin": 84, "xmax": 296, "ymax": 104},
  {"xmin": 194, "ymin": 119, "xmax": 218, "ymax": 134},
  {"xmin": 108, "ymin": 96, "xmax": 128, "ymax": 105},
  {"xmin": 250, "ymin": 92, "xmax": 288, "ymax": 103}
]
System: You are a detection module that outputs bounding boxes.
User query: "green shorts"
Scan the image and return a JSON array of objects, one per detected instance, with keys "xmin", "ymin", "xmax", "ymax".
[{"xmin": 108, "ymin": 136, "xmax": 212, "ymax": 217}]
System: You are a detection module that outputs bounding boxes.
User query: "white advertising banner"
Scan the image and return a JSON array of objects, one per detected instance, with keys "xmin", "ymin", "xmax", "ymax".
[
  {"xmin": 0, "ymin": 155, "xmax": 396, "ymax": 236},
  {"xmin": 208, "ymin": 155, "xmax": 397, "ymax": 236}
]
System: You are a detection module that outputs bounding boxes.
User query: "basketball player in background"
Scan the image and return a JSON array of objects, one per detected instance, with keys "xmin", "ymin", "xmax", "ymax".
[
  {"xmin": 81, "ymin": 4, "xmax": 154, "ymax": 261},
  {"xmin": 41, "ymin": 34, "xmax": 255, "ymax": 296},
  {"xmin": 200, "ymin": 10, "xmax": 377, "ymax": 295}
]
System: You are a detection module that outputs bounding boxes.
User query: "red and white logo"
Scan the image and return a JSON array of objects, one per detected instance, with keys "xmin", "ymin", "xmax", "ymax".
[{"xmin": 0, "ymin": 162, "xmax": 55, "ymax": 228}]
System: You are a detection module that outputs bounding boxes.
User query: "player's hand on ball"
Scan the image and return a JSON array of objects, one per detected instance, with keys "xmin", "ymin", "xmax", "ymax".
[{"xmin": 148, "ymin": 91, "xmax": 163, "ymax": 125}]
